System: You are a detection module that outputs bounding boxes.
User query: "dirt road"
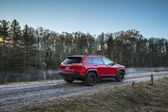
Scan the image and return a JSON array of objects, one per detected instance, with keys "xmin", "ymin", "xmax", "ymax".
[{"xmin": 0, "ymin": 71, "xmax": 168, "ymax": 111}]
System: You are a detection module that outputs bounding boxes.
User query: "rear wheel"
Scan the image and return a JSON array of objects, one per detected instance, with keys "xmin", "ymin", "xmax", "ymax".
[
  {"xmin": 116, "ymin": 71, "xmax": 125, "ymax": 82},
  {"xmin": 85, "ymin": 72, "xmax": 97, "ymax": 86},
  {"xmin": 64, "ymin": 78, "xmax": 74, "ymax": 83}
]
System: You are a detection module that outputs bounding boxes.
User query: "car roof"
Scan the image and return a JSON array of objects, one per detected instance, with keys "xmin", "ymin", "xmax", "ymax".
[
  {"xmin": 68, "ymin": 55, "xmax": 86, "ymax": 57},
  {"xmin": 87, "ymin": 55, "xmax": 104, "ymax": 57},
  {"xmin": 69, "ymin": 55, "xmax": 104, "ymax": 58}
]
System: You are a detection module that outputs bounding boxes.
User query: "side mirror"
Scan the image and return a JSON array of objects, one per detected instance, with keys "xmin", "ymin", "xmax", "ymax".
[{"xmin": 109, "ymin": 62, "xmax": 115, "ymax": 66}]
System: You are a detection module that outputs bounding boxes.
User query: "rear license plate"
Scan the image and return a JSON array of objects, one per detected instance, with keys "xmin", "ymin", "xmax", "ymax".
[{"xmin": 65, "ymin": 66, "xmax": 69, "ymax": 70}]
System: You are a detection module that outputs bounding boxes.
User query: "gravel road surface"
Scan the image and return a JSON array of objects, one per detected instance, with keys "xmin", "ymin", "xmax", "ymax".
[{"xmin": 0, "ymin": 71, "xmax": 168, "ymax": 111}]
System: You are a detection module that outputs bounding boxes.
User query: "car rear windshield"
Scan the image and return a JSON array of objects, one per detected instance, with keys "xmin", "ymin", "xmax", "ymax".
[{"xmin": 62, "ymin": 57, "xmax": 82, "ymax": 64}]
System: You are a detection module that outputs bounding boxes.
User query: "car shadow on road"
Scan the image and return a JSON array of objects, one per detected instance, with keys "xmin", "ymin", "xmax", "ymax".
[{"xmin": 62, "ymin": 78, "xmax": 118, "ymax": 87}]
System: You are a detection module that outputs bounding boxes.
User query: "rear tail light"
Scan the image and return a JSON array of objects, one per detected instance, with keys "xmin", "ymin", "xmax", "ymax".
[
  {"xmin": 59, "ymin": 63, "xmax": 85, "ymax": 73},
  {"xmin": 60, "ymin": 66, "xmax": 65, "ymax": 69}
]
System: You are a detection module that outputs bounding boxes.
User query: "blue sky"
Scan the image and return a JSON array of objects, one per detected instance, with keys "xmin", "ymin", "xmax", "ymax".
[{"xmin": 0, "ymin": 0, "xmax": 168, "ymax": 38}]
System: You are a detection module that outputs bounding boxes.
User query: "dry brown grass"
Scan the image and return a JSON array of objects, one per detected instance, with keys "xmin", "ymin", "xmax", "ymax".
[{"xmin": 21, "ymin": 77, "xmax": 168, "ymax": 112}]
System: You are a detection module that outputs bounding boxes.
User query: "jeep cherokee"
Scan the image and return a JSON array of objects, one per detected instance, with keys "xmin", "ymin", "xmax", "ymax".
[{"xmin": 59, "ymin": 55, "xmax": 125, "ymax": 86}]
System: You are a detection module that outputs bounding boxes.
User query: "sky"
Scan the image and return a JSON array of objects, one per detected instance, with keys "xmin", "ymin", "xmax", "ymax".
[{"xmin": 0, "ymin": 0, "xmax": 168, "ymax": 38}]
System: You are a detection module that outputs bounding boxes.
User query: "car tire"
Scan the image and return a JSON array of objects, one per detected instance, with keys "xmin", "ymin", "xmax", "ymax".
[
  {"xmin": 85, "ymin": 72, "xmax": 97, "ymax": 86},
  {"xmin": 64, "ymin": 78, "xmax": 74, "ymax": 83},
  {"xmin": 116, "ymin": 71, "xmax": 125, "ymax": 82}
]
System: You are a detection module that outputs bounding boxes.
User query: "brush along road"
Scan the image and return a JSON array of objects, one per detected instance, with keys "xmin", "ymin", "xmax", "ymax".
[{"xmin": 0, "ymin": 71, "xmax": 168, "ymax": 112}]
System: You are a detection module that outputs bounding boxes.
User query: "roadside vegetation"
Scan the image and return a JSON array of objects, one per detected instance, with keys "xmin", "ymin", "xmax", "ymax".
[
  {"xmin": 22, "ymin": 77, "xmax": 168, "ymax": 112},
  {"xmin": 1, "ymin": 19, "xmax": 168, "ymax": 83}
]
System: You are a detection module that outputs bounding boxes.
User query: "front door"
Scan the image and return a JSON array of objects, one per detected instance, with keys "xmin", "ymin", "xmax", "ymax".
[
  {"xmin": 92, "ymin": 57, "xmax": 106, "ymax": 76},
  {"xmin": 102, "ymin": 57, "xmax": 117, "ymax": 76}
]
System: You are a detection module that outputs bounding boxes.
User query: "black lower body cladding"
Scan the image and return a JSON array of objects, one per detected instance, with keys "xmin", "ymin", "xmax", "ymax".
[{"xmin": 59, "ymin": 71, "xmax": 85, "ymax": 80}]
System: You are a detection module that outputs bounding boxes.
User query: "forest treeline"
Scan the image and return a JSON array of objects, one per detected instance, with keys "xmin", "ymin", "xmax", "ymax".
[{"xmin": 0, "ymin": 19, "xmax": 168, "ymax": 71}]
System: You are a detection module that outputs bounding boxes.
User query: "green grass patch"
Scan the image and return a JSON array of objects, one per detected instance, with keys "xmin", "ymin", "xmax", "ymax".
[{"xmin": 22, "ymin": 77, "xmax": 168, "ymax": 112}]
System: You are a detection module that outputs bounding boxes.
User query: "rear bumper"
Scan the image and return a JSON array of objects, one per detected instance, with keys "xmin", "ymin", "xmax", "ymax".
[{"xmin": 59, "ymin": 71, "xmax": 85, "ymax": 79}]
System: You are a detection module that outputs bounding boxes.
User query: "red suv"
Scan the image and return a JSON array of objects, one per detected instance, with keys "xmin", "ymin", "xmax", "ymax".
[{"xmin": 59, "ymin": 55, "xmax": 125, "ymax": 86}]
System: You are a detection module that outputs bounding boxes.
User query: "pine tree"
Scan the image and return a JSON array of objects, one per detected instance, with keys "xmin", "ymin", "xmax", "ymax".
[
  {"xmin": 0, "ymin": 20, "xmax": 10, "ymax": 56},
  {"xmin": 21, "ymin": 25, "xmax": 36, "ymax": 68},
  {"xmin": 10, "ymin": 19, "xmax": 21, "ymax": 47}
]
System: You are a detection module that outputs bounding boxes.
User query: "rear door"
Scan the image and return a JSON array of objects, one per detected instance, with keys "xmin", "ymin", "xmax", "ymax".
[{"xmin": 60, "ymin": 57, "xmax": 82, "ymax": 72}]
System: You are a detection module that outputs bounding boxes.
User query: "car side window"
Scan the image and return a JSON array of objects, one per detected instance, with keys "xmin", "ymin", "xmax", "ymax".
[
  {"xmin": 87, "ymin": 57, "xmax": 93, "ymax": 64},
  {"xmin": 103, "ymin": 57, "xmax": 114, "ymax": 65},
  {"xmin": 93, "ymin": 57, "xmax": 104, "ymax": 64}
]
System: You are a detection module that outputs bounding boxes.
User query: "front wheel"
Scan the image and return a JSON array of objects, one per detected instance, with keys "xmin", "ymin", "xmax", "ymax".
[
  {"xmin": 116, "ymin": 71, "xmax": 125, "ymax": 82},
  {"xmin": 85, "ymin": 72, "xmax": 97, "ymax": 86}
]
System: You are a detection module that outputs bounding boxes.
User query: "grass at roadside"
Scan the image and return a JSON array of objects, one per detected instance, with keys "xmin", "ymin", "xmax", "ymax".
[{"xmin": 22, "ymin": 77, "xmax": 168, "ymax": 112}]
